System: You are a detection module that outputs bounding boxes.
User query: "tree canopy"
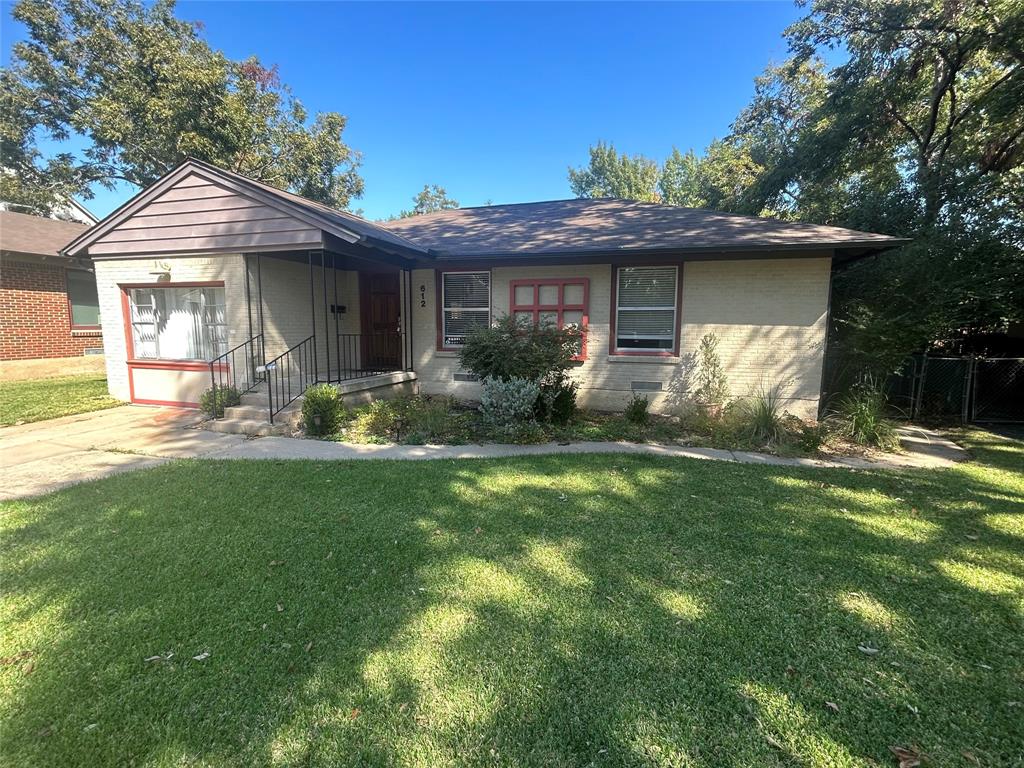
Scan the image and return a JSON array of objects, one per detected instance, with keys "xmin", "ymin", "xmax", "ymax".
[
  {"xmin": 0, "ymin": 0, "xmax": 364, "ymax": 216},
  {"xmin": 398, "ymin": 184, "xmax": 459, "ymax": 218},
  {"xmin": 570, "ymin": 0, "xmax": 1024, "ymax": 383}
]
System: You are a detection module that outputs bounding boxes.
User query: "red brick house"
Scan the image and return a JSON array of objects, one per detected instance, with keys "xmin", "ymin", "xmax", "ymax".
[{"xmin": 1, "ymin": 210, "xmax": 102, "ymax": 361}]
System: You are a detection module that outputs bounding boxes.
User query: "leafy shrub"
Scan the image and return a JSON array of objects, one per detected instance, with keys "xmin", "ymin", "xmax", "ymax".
[
  {"xmin": 347, "ymin": 395, "xmax": 474, "ymax": 444},
  {"xmin": 461, "ymin": 316, "xmax": 581, "ymax": 423},
  {"xmin": 830, "ymin": 382, "xmax": 901, "ymax": 451},
  {"xmin": 624, "ymin": 392, "xmax": 650, "ymax": 425},
  {"xmin": 795, "ymin": 420, "xmax": 827, "ymax": 453},
  {"xmin": 738, "ymin": 385, "xmax": 785, "ymax": 446},
  {"xmin": 199, "ymin": 385, "xmax": 241, "ymax": 418},
  {"xmin": 692, "ymin": 333, "xmax": 730, "ymax": 412},
  {"xmin": 480, "ymin": 376, "xmax": 540, "ymax": 432},
  {"xmin": 301, "ymin": 383, "xmax": 344, "ymax": 436},
  {"xmin": 535, "ymin": 373, "xmax": 578, "ymax": 425},
  {"xmin": 351, "ymin": 398, "xmax": 405, "ymax": 442}
]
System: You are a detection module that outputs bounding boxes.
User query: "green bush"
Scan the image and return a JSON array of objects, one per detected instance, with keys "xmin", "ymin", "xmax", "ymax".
[
  {"xmin": 480, "ymin": 376, "xmax": 540, "ymax": 432},
  {"xmin": 460, "ymin": 316, "xmax": 581, "ymax": 423},
  {"xmin": 739, "ymin": 385, "xmax": 785, "ymax": 446},
  {"xmin": 199, "ymin": 385, "xmax": 241, "ymax": 418},
  {"xmin": 796, "ymin": 420, "xmax": 828, "ymax": 453},
  {"xmin": 692, "ymin": 333, "xmax": 730, "ymax": 411},
  {"xmin": 301, "ymin": 383, "xmax": 344, "ymax": 436},
  {"xmin": 624, "ymin": 392, "xmax": 650, "ymax": 425},
  {"xmin": 830, "ymin": 381, "xmax": 901, "ymax": 451}
]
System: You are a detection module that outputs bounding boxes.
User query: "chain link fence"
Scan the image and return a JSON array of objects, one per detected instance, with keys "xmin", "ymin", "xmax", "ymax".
[{"xmin": 885, "ymin": 355, "xmax": 1024, "ymax": 424}]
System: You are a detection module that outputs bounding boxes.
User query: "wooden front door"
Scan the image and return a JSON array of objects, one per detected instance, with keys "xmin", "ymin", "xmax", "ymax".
[{"xmin": 359, "ymin": 272, "xmax": 401, "ymax": 370}]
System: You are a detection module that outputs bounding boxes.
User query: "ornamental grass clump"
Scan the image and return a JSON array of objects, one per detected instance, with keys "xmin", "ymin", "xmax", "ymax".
[{"xmin": 830, "ymin": 380, "xmax": 901, "ymax": 451}]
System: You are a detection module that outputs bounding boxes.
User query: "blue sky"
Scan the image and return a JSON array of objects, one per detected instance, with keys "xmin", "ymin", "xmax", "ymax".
[{"xmin": 1, "ymin": 1, "xmax": 805, "ymax": 220}]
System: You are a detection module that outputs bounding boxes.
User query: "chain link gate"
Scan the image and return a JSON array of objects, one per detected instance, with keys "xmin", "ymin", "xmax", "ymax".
[{"xmin": 886, "ymin": 355, "xmax": 1024, "ymax": 424}]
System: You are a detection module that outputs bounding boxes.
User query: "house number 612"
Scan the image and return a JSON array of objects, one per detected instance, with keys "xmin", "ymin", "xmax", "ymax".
[{"xmin": 419, "ymin": 284, "xmax": 426, "ymax": 308}]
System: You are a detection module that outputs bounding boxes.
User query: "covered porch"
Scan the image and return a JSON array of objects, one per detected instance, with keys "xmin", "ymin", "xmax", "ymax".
[{"xmin": 208, "ymin": 248, "xmax": 417, "ymax": 423}]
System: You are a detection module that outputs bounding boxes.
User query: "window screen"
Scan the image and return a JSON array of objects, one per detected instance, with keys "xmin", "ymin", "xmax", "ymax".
[
  {"xmin": 441, "ymin": 272, "xmax": 490, "ymax": 347},
  {"xmin": 615, "ymin": 266, "xmax": 678, "ymax": 351},
  {"xmin": 67, "ymin": 269, "xmax": 100, "ymax": 327}
]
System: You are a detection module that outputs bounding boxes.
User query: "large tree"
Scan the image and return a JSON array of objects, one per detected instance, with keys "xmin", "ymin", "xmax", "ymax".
[
  {"xmin": 573, "ymin": 0, "xmax": 1024, "ymax": 386},
  {"xmin": 0, "ymin": 0, "xmax": 364, "ymax": 216},
  {"xmin": 568, "ymin": 142, "xmax": 660, "ymax": 202},
  {"xmin": 398, "ymin": 184, "xmax": 459, "ymax": 218}
]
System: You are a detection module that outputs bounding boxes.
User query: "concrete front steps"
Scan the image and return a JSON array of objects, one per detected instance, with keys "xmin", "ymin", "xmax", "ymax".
[{"xmin": 203, "ymin": 371, "xmax": 418, "ymax": 437}]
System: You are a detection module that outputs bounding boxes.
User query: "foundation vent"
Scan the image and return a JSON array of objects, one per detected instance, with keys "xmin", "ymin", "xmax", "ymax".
[
  {"xmin": 630, "ymin": 380, "xmax": 663, "ymax": 392},
  {"xmin": 453, "ymin": 372, "xmax": 480, "ymax": 382}
]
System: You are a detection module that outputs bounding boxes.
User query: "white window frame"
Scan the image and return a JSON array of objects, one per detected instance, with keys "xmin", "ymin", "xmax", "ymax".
[
  {"xmin": 614, "ymin": 266, "xmax": 679, "ymax": 353},
  {"xmin": 440, "ymin": 271, "xmax": 490, "ymax": 348}
]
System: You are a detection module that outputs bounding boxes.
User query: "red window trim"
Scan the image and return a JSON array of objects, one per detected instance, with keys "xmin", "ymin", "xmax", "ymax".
[
  {"xmin": 608, "ymin": 264, "xmax": 683, "ymax": 357},
  {"xmin": 509, "ymin": 277, "xmax": 590, "ymax": 361},
  {"xmin": 435, "ymin": 268, "xmax": 492, "ymax": 351},
  {"xmin": 120, "ymin": 280, "xmax": 227, "ymax": 366},
  {"xmin": 66, "ymin": 267, "xmax": 101, "ymax": 332}
]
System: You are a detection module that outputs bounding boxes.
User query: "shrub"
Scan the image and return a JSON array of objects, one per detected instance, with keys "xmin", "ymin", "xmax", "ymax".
[
  {"xmin": 692, "ymin": 333, "xmax": 730, "ymax": 413},
  {"xmin": 461, "ymin": 316, "xmax": 581, "ymax": 423},
  {"xmin": 796, "ymin": 420, "xmax": 827, "ymax": 453},
  {"xmin": 535, "ymin": 373, "xmax": 578, "ymax": 425},
  {"xmin": 301, "ymin": 383, "xmax": 344, "ymax": 436},
  {"xmin": 739, "ymin": 385, "xmax": 785, "ymax": 446},
  {"xmin": 830, "ymin": 381, "xmax": 901, "ymax": 451},
  {"xmin": 199, "ymin": 385, "xmax": 241, "ymax": 418},
  {"xmin": 624, "ymin": 392, "xmax": 650, "ymax": 425},
  {"xmin": 480, "ymin": 376, "xmax": 540, "ymax": 431},
  {"xmin": 406, "ymin": 396, "xmax": 466, "ymax": 444},
  {"xmin": 352, "ymin": 398, "xmax": 405, "ymax": 442}
]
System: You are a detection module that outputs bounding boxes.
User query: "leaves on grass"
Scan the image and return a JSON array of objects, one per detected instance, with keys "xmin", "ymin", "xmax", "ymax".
[
  {"xmin": 764, "ymin": 733, "xmax": 784, "ymax": 750},
  {"xmin": 858, "ymin": 643, "xmax": 880, "ymax": 655},
  {"xmin": 276, "ymin": 603, "xmax": 284, "ymax": 612},
  {"xmin": 326, "ymin": 551, "xmax": 333, "ymax": 560},
  {"xmin": 785, "ymin": 665, "xmax": 798, "ymax": 677},
  {"xmin": 349, "ymin": 708, "xmax": 361, "ymax": 720},
  {"xmin": 961, "ymin": 750, "xmax": 981, "ymax": 766},
  {"xmin": 269, "ymin": 560, "xmax": 285, "ymax": 567},
  {"xmin": 304, "ymin": 641, "xmax": 313, "ymax": 653},
  {"xmin": 890, "ymin": 745, "xmax": 922, "ymax": 767},
  {"xmin": 192, "ymin": 651, "xmax": 210, "ymax": 661},
  {"xmin": 0, "ymin": 649, "xmax": 34, "ymax": 666},
  {"xmin": 825, "ymin": 700, "xmax": 840, "ymax": 713}
]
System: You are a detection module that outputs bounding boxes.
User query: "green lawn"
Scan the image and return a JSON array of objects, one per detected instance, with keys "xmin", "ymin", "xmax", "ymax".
[
  {"xmin": 0, "ymin": 374, "xmax": 122, "ymax": 425},
  {"xmin": 1, "ymin": 432, "xmax": 1021, "ymax": 767}
]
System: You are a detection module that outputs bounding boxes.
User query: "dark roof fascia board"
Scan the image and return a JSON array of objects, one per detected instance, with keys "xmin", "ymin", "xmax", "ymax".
[
  {"xmin": 415, "ymin": 239, "xmax": 907, "ymax": 268},
  {"xmin": 62, "ymin": 159, "xmax": 365, "ymax": 258},
  {"xmin": 323, "ymin": 233, "xmax": 416, "ymax": 269},
  {"xmin": 89, "ymin": 239, "xmax": 326, "ymax": 260}
]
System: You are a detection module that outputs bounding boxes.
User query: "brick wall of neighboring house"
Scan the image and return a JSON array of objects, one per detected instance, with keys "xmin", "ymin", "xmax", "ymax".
[{"xmin": 0, "ymin": 258, "xmax": 103, "ymax": 360}]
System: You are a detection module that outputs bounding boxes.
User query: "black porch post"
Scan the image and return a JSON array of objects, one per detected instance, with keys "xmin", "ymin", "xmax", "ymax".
[
  {"xmin": 256, "ymin": 252, "xmax": 265, "ymax": 359},
  {"xmin": 244, "ymin": 254, "xmax": 255, "ymax": 383},
  {"xmin": 321, "ymin": 249, "xmax": 330, "ymax": 381},
  {"xmin": 308, "ymin": 250, "xmax": 318, "ymax": 382},
  {"xmin": 333, "ymin": 253, "xmax": 340, "ymax": 378}
]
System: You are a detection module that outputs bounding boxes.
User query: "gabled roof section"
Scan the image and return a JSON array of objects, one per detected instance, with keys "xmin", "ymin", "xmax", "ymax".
[
  {"xmin": 63, "ymin": 158, "xmax": 428, "ymax": 260},
  {"xmin": 377, "ymin": 198, "xmax": 908, "ymax": 259}
]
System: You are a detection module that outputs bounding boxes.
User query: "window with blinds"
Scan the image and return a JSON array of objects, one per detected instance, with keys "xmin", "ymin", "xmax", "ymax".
[
  {"xmin": 128, "ymin": 286, "xmax": 227, "ymax": 361},
  {"xmin": 441, "ymin": 272, "xmax": 490, "ymax": 347},
  {"xmin": 615, "ymin": 266, "xmax": 678, "ymax": 352}
]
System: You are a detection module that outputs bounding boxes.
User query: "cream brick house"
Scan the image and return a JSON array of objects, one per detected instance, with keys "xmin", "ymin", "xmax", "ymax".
[{"xmin": 63, "ymin": 159, "xmax": 903, "ymax": 427}]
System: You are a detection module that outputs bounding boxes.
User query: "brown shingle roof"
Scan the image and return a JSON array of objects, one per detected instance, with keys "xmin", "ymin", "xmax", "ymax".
[
  {"xmin": 376, "ymin": 198, "xmax": 905, "ymax": 258},
  {"xmin": 1, "ymin": 210, "xmax": 91, "ymax": 258}
]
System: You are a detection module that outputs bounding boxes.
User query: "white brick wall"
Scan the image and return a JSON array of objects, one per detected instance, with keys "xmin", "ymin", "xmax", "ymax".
[
  {"xmin": 94, "ymin": 252, "xmax": 361, "ymax": 402},
  {"xmin": 411, "ymin": 257, "xmax": 831, "ymax": 420}
]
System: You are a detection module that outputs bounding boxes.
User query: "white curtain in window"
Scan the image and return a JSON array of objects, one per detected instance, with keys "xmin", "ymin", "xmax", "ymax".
[{"xmin": 130, "ymin": 287, "xmax": 227, "ymax": 360}]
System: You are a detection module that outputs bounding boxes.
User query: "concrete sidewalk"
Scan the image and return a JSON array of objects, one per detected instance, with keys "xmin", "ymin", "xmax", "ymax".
[{"xmin": 1, "ymin": 405, "xmax": 969, "ymax": 501}]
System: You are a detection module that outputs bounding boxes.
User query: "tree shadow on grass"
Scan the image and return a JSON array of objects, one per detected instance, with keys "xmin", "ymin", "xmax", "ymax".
[{"xmin": 0, "ymin": 450, "xmax": 1022, "ymax": 766}]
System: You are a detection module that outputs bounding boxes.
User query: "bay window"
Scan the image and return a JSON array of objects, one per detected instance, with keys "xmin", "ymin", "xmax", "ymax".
[
  {"xmin": 614, "ymin": 266, "xmax": 678, "ymax": 352},
  {"xmin": 441, "ymin": 271, "xmax": 490, "ymax": 347},
  {"xmin": 127, "ymin": 285, "xmax": 227, "ymax": 361}
]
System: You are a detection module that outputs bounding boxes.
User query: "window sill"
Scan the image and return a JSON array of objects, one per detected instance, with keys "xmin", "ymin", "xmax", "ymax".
[
  {"xmin": 606, "ymin": 355, "xmax": 681, "ymax": 365},
  {"xmin": 71, "ymin": 328, "xmax": 102, "ymax": 337}
]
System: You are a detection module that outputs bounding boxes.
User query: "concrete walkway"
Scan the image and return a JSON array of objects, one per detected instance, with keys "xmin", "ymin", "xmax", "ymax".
[{"xmin": 1, "ymin": 405, "xmax": 969, "ymax": 501}]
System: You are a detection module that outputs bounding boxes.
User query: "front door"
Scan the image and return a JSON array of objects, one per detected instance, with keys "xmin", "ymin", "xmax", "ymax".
[{"xmin": 359, "ymin": 272, "xmax": 401, "ymax": 370}]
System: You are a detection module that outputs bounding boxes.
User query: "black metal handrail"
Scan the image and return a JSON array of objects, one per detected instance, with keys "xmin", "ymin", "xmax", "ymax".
[
  {"xmin": 334, "ymin": 332, "xmax": 407, "ymax": 382},
  {"xmin": 208, "ymin": 334, "xmax": 265, "ymax": 420},
  {"xmin": 266, "ymin": 335, "xmax": 316, "ymax": 423}
]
